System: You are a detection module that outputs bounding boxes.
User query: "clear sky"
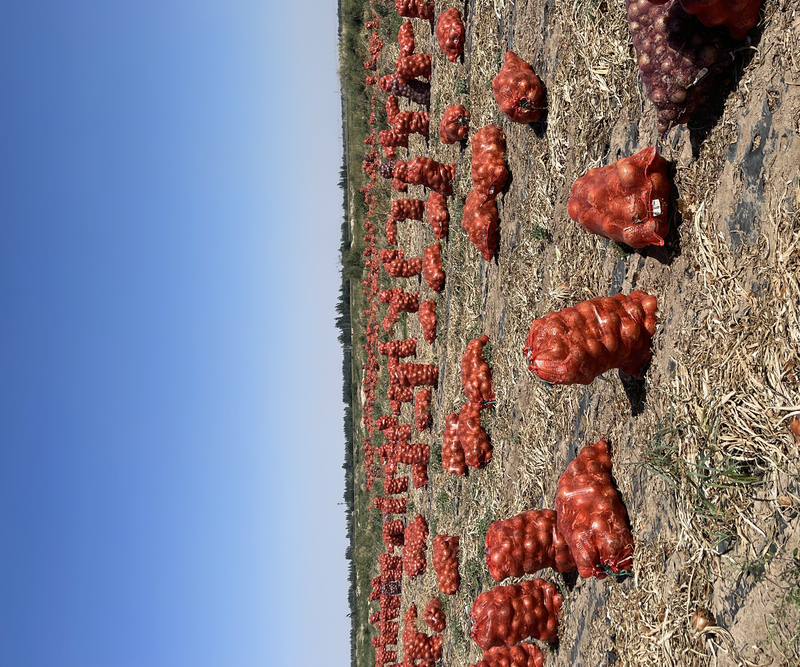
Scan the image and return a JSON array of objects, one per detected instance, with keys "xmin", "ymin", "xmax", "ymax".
[{"xmin": 0, "ymin": 2, "xmax": 349, "ymax": 665}]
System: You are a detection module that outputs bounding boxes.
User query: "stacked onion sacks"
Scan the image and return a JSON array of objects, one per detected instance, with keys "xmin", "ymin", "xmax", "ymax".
[
  {"xmin": 426, "ymin": 192, "xmax": 450, "ymax": 239},
  {"xmin": 524, "ymin": 291, "xmax": 658, "ymax": 385},
  {"xmin": 403, "ymin": 514, "xmax": 429, "ymax": 579},
  {"xmin": 423, "ymin": 598, "xmax": 446, "ymax": 633},
  {"xmin": 626, "ymin": 0, "xmax": 737, "ymax": 136},
  {"xmin": 441, "ymin": 412, "xmax": 467, "ymax": 476},
  {"xmin": 484, "ymin": 509, "xmax": 576, "ymax": 581},
  {"xmin": 402, "ymin": 604, "xmax": 443, "ymax": 664},
  {"xmin": 556, "ymin": 438, "xmax": 634, "ymax": 578},
  {"xmin": 435, "ymin": 8, "xmax": 465, "ymax": 62},
  {"xmin": 418, "ymin": 300, "xmax": 437, "ymax": 343},
  {"xmin": 422, "ymin": 242, "xmax": 445, "ymax": 293},
  {"xmin": 470, "ymin": 579, "xmax": 562, "ymax": 648},
  {"xmin": 492, "ymin": 51, "xmax": 546, "ymax": 124},
  {"xmin": 432, "ymin": 534, "xmax": 461, "ymax": 594},
  {"xmin": 471, "ymin": 643, "xmax": 546, "ymax": 667}
]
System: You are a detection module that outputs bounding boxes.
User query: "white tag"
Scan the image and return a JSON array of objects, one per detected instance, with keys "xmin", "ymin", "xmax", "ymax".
[{"xmin": 651, "ymin": 199, "xmax": 662, "ymax": 216}]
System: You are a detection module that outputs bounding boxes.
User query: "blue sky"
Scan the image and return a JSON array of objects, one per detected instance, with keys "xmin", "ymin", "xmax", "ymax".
[{"xmin": 0, "ymin": 2, "xmax": 349, "ymax": 665}]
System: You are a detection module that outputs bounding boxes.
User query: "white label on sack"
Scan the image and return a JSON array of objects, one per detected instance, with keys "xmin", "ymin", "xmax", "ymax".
[{"xmin": 652, "ymin": 199, "xmax": 662, "ymax": 216}]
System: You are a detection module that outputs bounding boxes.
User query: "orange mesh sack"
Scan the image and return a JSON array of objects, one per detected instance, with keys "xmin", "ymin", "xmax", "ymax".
[
  {"xmin": 424, "ymin": 598, "xmax": 446, "ymax": 633},
  {"xmin": 461, "ymin": 334, "xmax": 495, "ymax": 407},
  {"xmin": 472, "ymin": 643, "xmax": 545, "ymax": 667},
  {"xmin": 403, "ymin": 514, "xmax": 429, "ymax": 579},
  {"xmin": 386, "ymin": 218, "xmax": 398, "ymax": 245},
  {"xmin": 411, "ymin": 463, "xmax": 429, "ymax": 489},
  {"xmin": 462, "ymin": 190, "xmax": 499, "ymax": 262},
  {"xmin": 435, "ymin": 8, "xmax": 465, "ymax": 62},
  {"xmin": 555, "ymin": 438, "xmax": 634, "ymax": 579},
  {"xmin": 392, "ymin": 110, "xmax": 430, "ymax": 137},
  {"xmin": 678, "ymin": 0, "xmax": 762, "ymax": 40},
  {"xmin": 407, "ymin": 157, "xmax": 456, "ymax": 197},
  {"xmin": 422, "ymin": 242, "xmax": 445, "ymax": 293},
  {"xmin": 379, "ymin": 338, "xmax": 417, "ymax": 358},
  {"xmin": 484, "ymin": 509, "xmax": 575, "ymax": 581},
  {"xmin": 626, "ymin": 0, "xmax": 736, "ymax": 136},
  {"xmin": 441, "ymin": 412, "xmax": 466, "ymax": 476},
  {"xmin": 491, "ymin": 51, "xmax": 546, "ymax": 123},
  {"xmin": 471, "ymin": 125, "xmax": 508, "ymax": 198},
  {"xmin": 414, "ymin": 388, "xmax": 432, "ymax": 432},
  {"xmin": 398, "ymin": 19, "xmax": 416, "ymax": 56},
  {"xmin": 391, "ymin": 362, "xmax": 438, "ymax": 388},
  {"xmin": 395, "ymin": 0, "xmax": 435, "ymax": 22},
  {"xmin": 395, "ymin": 53, "xmax": 432, "ymax": 83},
  {"xmin": 523, "ymin": 291, "xmax": 658, "ymax": 384},
  {"xmin": 432, "ymin": 534, "xmax": 461, "ymax": 595},
  {"xmin": 457, "ymin": 401, "xmax": 492, "ymax": 468},
  {"xmin": 418, "ymin": 300, "xmax": 437, "ymax": 344},
  {"xmin": 403, "ymin": 604, "xmax": 443, "ymax": 662},
  {"xmin": 439, "ymin": 104, "xmax": 470, "ymax": 144},
  {"xmin": 568, "ymin": 147, "xmax": 671, "ymax": 248},
  {"xmin": 426, "ymin": 192, "xmax": 449, "ymax": 239},
  {"xmin": 386, "ymin": 95, "xmax": 400, "ymax": 125},
  {"xmin": 391, "ymin": 198, "xmax": 425, "ymax": 221},
  {"xmin": 470, "ymin": 579, "xmax": 562, "ymax": 649}
]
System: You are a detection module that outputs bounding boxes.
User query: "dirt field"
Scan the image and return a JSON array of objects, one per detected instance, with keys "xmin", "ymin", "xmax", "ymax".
[{"xmin": 358, "ymin": 1, "xmax": 800, "ymax": 665}]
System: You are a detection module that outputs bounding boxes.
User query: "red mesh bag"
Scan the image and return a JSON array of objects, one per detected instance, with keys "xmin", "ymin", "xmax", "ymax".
[
  {"xmin": 381, "ymin": 73, "xmax": 431, "ymax": 107},
  {"xmin": 391, "ymin": 199, "xmax": 425, "ymax": 221},
  {"xmin": 432, "ymin": 534, "xmax": 461, "ymax": 594},
  {"xmin": 395, "ymin": 442, "xmax": 430, "ymax": 466},
  {"xmin": 384, "ymin": 476, "xmax": 409, "ymax": 495},
  {"xmin": 470, "ymin": 579, "xmax": 562, "ymax": 648},
  {"xmin": 472, "ymin": 643, "xmax": 545, "ymax": 667},
  {"xmin": 386, "ymin": 218, "xmax": 398, "ymax": 245},
  {"xmin": 426, "ymin": 192, "xmax": 449, "ymax": 239},
  {"xmin": 406, "ymin": 157, "xmax": 456, "ymax": 197},
  {"xmin": 381, "ymin": 593, "xmax": 401, "ymax": 617},
  {"xmin": 414, "ymin": 388, "xmax": 432, "ymax": 432},
  {"xmin": 379, "ymin": 338, "xmax": 417, "ymax": 358},
  {"xmin": 422, "ymin": 242, "xmax": 445, "ymax": 293},
  {"xmin": 375, "ymin": 496, "xmax": 408, "ymax": 515},
  {"xmin": 381, "ymin": 248, "xmax": 423, "ymax": 278},
  {"xmin": 457, "ymin": 401, "xmax": 492, "ymax": 468},
  {"xmin": 365, "ymin": 75, "xmax": 378, "ymax": 85},
  {"xmin": 396, "ymin": 53, "xmax": 432, "ymax": 83},
  {"xmin": 435, "ymin": 8, "xmax": 465, "ymax": 62},
  {"xmin": 402, "ymin": 604, "xmax": 443, "ymax": 663},
  {"xmin": 462, "ymin": 190, "xmax": 499, "ymax": 262},
  {"xmin": 387, "ymin": 383, "xmax": 414, "ymax": 403},
  {"xmin": 441, "ymin": 412, "xmax": 466, "ymax": 476},
  {"xmin": 555, "ymin": 438, "xmax": 634, "ymax": 578},
  {"xmin": 398, "ymin": 19, "xmax": 416, "ymax": 57},
  {"xmin": 386, "ymin": 95, "xmax": 401, "ymax": 125},
  {"xmin": 383, "ymin": 519, "xmax": 406, "ymax": 550},
  {"xmin": 492, "ymin": 51, "xmax": 546, "ymax": 124},
  {"xmin": 484, "ymin": 509, "xmax": 576, "ymax": 581},
  {"xmin": 384, "ymin": 423, "xmax": 412, "ymax": 443},
  {"xmin": 395, "ymin": 0, "xmax": 435, "ymax": 22},
  {"xmin": 471, "ymin": 125, "xmax": 508, "ymax": 198},
  {"xmin": 411, "ymin": 463, "xmax": 429, "ymax": 488},
  {"xmin": 380, "ymin": 553, "xmax": 403, "ymax": 574},
  {"xmin": 626, "ymin": 0, "xmax": 736, "ymax": 136},
  {"xmin": 403, "ymin": 514, "xmax": 429, "ymax": 578},
  {"xmin": 424, "ymin": 598, "xmax": 446, "ymax": 632},
  {"xmin": 391, "ymin": 362, "xmax": 438, "ymax": 388},
  {"xmin": 568, "ymin": 147, "xmax": 671, "ymax": 248},
  {"xmin": 392, "ymin": 110, "xmax": 430, "ymax": 137},
  {"xmin": 418, "ymin": 300, "xmax": 437, "ymax": 343},
  {"xmin": 461, "ymin": 334, "xmax": 495, "ymax": 407},
  {"xmin": 439, "ymin": 104, "xmax": 470, "ymax": 144},
  {"xmin": 523, "ymin": 291, "xmax": 658, "ymax": 384},
  {"xmin": 677, "ymin": 0, "xmax": 762, "ymax": 40},
  {"xmin": 377, "ymin": 416, "xmax": 399, "ymax": 431}
]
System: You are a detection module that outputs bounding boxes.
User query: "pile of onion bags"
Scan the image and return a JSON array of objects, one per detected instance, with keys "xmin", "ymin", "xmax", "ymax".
[
  {"xmin": 461, "ymin": 334, "xmax": 495, "ymax": 406},
  {"xmin": 441, "ymin": 412, "xmax": 466, "ymax": 476},
  {"xmin": 379, "ymin": 553, "xmax": 403, "ymax": 577},
  {"xmin": 471, "ymin": 125, "xmax": 508, "ymax": 198},
  {"xmin": 395, "ymin": 53, "xmax": 432, "ymax": 83},
  {"xmin": 386, "ymin": 217, "xmax": 398, "ymax": 244},
  {"xmin": 439, "ymin": 104, "xmax": 470, "ymax": 144},
  {"xmin": 391, "ymin": 198, "xmax": 425, "ymax": 221},
  {"xmin": 414, "ymin": 388, "xmax": 432, "ymax": 432},
  {"xmin": 523, "ymin": 291, "xmax": 658, "ymax": 384},
  {"xmin": 391, "ymin": 362, "xmax": 438, "ymax": 387},
  {"xmin": 411, "ymin": 462, "xmax": 429, "ymax": 488},
  {"xmin": 422, "ymin": 242, "xmax": 445, "ymax": 293},
  {"xmin": 381, "ymin": 248, "xmax": 423, "ymax": 278},
  {"xmin": 379, "ymin": 337, "xmax": 417, "ymax": 358},
  {"xmin": 393, "ymin": 110, "xmax": 430, "ymax": 137},
  {"xmin": 406, "ymin": 157, "xmax": 456, "ymax": 197},
  {"xmin": 384, "ymin": 476, "xmax": 409, "ymax": 495},
  {"xmin": 568, "ymin": 147, "xmax": 671, "ymax": 248},
  {"xmin": 380, "ymin": 74, "xmax": 431, "ymax": 108},
  {"xmin": 484, "ymin": 509, "xmax": 576, "ymax": 581},
  {"xmin": 403, "ymin": 604, "xmax": 443, "ymax": 663},
  {"xmin": 555, "ymin": 438, "xmax": 634, "ymax": 578},
  {"xmin": 432, "ymin": 534, "xmax": 461, "ymax": 594},
  {"xmin": 426, "ymin": 192, "xmax": 450, "ymax": 239},
  {"xmin": 457, "ymin": 401, "xmax": 492, "ymax": 468},
  {"xmin": 492, "ymin": 51, "xmax": 546, "ymax": 123},
  {"xmin": 676, "ymin": 0, "xmax": 763, "ymax": 39},
  {"xmin": 374, "ymin": 496, "xmax": 407, "ymax": 515},
  {"xmin": 383, "ymin": 519, "xmax": 405, "ymax": 550},
  {"xmin": 471, "ymin": 643, "xmax": 545, "ymax": 667},
  {"xmin": 435, "ymin": 8, "xmax": 465, "ymax": 62},
  {"xmin": 386, "ymin": 95, "xmax": 400, "ymax": 125},
  {"xmin": 395, "ymin": 0, "xmax": 435, "ymax": 22},
  {"xmin": 470, "ymin": 579, "xmax": 562, "ymax": 648},
  {"xmin": 462, "ymin": 191, "xmax": 500, "ymax": 262},
  {"xmin": 418, "ymin": 300, "xmax": 437, "ymax": 343},
  {"xmin": 394, "ymin": 442, "xmax": 430, "ymax": 465},
  {"xmin": 398, "ymin": 19, "xmax": 415, "ymax": 56},
  {"xmin": 424, "ymin": 598, "xmax": 446, "ymax": 633},
  {"xmin": 403, "ymin": 514, "xmax": 429, "ymax": 579},
  {"xmin": 626, "ymin": 0, "xmax": 736, "ymax": 136}
]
